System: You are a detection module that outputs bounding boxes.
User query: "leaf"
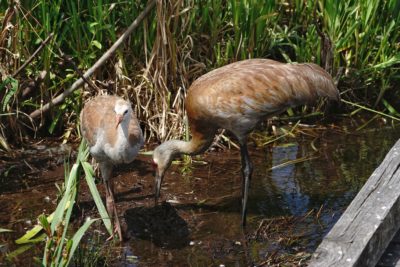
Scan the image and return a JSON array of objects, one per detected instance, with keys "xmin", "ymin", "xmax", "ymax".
[
  {"xmin": 65, "ymin": 218, "xmax": 98, "ymax": 266},
  {"xmin": 82, "ymin": 161, "xmax": 112, "ymax": 235},
  {"xmin": 0, "ymin": 135, "xmax": 10, "ymax": 152},
  {"xmin": 38, "ymin": 214, "xmax": 51, "ymax": 236},
  {"xmin": 77, "ymin": 139, "xmax": 90, "ymax": 162},
  {"xmin": 0, "ymin": 77, "xmax": 19, "ymax": 112},
  {"xmin": 51, "ymin": 164, "xmax": 78, "ymax": 233},
  {"xmin": 15, "ymin": 225, "xmax": 45, "ymax": 244},
  {"xmin": 89, "ymin": 22, "xmax": 99, "ymax": 28},
  {"xmin": 91, "ymin": 40, "xmax": 102, "ymax": 50},
  {"xmin": 6, "ymin": 244, "xmax": 34, "ymax": 261},
  {"xmin": 52, "ymin": 172, "xmax": 78, "ymax": 265},
  {"xmin": 371, "ymin": 55, "xmax": 400, "ymax": 70},
  {"xmin": 139, "ymin": 150, "xmax": 153, "ymax": 156},
  {"xmin": 48, "ymin": 109, "xmax": 61, "ymax": 134},
  {"xmin": 382, "ymin": 99, "xmax": 400, "ymax": 116},
  {"xmin": 15, "ymin": 201, "xmax": 70, "ymax": 244}
]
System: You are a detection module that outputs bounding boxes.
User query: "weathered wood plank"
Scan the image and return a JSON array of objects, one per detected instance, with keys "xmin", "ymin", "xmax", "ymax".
[
  {"xmin": 309, "ymin": 139, "xmax": 400, "ymax": 267},
  {"xmin": 376, "ymin": 232, "xmax": 400, "ymax": 267},
  {"xmin": 391, "ymin": 230, "xmax": 400, "ymax": 244}
]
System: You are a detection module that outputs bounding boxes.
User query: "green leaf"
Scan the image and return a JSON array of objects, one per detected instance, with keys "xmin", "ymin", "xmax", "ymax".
[
  {"xmin": 51, "ymin": 164, "xmax": 78, "ymax": 233},
  {"xmin": 15, "ymin": 224, "xmax": 45, "ymax": 244},
  {"xmin": 65, "ymin": 218, "xmax": 98, "ymax": 266},
  {"xmin": 139, "ymin": 150, "xmax": 153, "ymax": 156},
  {"xmin": 371, "ymin": 55, "xmax": 400, "ymax": 70},
  {"xmin": 82, "ymin": 161, "xmax": 112, "ymax": 235},
  {"xmin": 0, "ymin": 77, "xmax": 19, "ymax": 112},
  {"xmin": 38, "ymin": 214, "xmax": 51, "ymax": 236},
  {"xmin": 89, "ymin": 22, "xmax": 99, "ymax": 28},
  {"xmin": 6, "ymin": 244, "xmax": 34, "ymax": 261},
  {"xmin": 382, "ymin": 99, "xmax": 400, "ymax": 116},
  {"xmin": 91, "ymin": 40, "xmax": 102, "ymax": 50},
  {"xmin": 48, "ymin": 108, "xmax": 64, "ymax": 134},
  {"xmin": 15, "ymin": 202, "xmax": 70, "ymax": 244}
]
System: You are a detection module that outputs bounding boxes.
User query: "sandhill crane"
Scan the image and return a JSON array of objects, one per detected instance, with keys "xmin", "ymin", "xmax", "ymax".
[
  {"xmin": 80, "ymin": 95, "xmax": 144, "ymax": 240},
  {"xmin": 152, "ymin": 58, "xmax": 340, "ymax": 226}
]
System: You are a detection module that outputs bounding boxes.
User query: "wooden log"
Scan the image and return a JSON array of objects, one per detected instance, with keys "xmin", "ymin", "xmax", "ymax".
[{"xmin": 309, "ymin": 139, "xmax": 400, "ymax": 267}]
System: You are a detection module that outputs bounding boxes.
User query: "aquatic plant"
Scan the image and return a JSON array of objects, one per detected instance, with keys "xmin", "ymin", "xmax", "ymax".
[{"xmin": 13, "ymin": 140, "xmax": 112, "ymax": 265}]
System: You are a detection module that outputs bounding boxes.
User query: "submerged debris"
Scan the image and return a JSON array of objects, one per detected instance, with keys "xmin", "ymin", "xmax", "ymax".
[{"xmin": 248, "ymin": 211, "xmax": 318, "ymax": 266}]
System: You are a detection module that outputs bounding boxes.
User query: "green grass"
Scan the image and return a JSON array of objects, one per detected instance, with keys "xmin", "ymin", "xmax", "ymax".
[
  {"xmin": 0, "ymin": 0, "xmax": 399, "ymax": 142},
  {"xmin": 10, "ymin": 140, "xmax": 112, "ymax": 265}
]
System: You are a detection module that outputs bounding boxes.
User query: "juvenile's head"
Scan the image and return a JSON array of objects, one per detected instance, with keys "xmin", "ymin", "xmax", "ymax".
[{"xmin": 114, "ymin": 99, "xmax": 132, "ymax": 128}]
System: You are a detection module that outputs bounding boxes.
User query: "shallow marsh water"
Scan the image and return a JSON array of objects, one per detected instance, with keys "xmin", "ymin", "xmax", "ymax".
[{"xmin": 1, "ymin": 119, "xmax": 399, "ymax": 266}]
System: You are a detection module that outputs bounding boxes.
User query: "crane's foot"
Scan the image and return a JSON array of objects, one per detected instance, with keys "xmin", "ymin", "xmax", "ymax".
[
  {"xmin": 106, "ymin": 216, "xmax": 123, "ymax": 241},
  {"xmin": 114, "ymin": 216, "xmax": 123, "ymax": 241}
]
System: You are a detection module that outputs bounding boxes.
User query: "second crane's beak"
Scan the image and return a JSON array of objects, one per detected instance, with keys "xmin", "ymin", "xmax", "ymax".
[
  {"xmin": 115, "ymin": 115, "xmax": 123, "ymax": 129},
  {"xmin": 154, "ymin": 169, "xmax": 164, "ymax": 205}
]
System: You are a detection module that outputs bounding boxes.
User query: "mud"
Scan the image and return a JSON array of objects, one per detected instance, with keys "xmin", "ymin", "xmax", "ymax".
[{"xmin": 1, "ymin": 119, "xmax": 400, "ymax": 266}]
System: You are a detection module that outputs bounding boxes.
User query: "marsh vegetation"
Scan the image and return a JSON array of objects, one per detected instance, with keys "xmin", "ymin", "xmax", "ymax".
[{"xmin": 1, "ymin": 0, "xmax": 400, "ymax": 265}]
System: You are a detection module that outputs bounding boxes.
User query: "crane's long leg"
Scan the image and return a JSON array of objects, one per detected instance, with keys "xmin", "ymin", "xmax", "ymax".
[
  {"xmin": 239, "ymin": 142, "xmax": 253, "ymax": 227},
  {"xmin": 100, "ymin": 162, "xmax": 122, "ymax": 240}
]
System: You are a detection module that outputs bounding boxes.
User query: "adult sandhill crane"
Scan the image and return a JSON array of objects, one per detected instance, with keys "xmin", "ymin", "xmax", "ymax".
[
  {"xmin": 152, "ymin": 58, "xmax": 340, "ymax": 226},
  {"xmin": 80, "ymin": 95, "xmax": 144, "ymax": 240}
]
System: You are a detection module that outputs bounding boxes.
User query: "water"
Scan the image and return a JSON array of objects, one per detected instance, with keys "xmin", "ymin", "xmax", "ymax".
[
  {"xmin": 119, "ymin": 122, "xmax": 400, "ymax": 266},
  {"xmin": 1, "ymin": 120, "xmax": 399, "ymax": 266}
]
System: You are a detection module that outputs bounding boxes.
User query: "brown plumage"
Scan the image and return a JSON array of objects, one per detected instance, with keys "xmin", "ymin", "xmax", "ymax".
[
  {"xmin": 80, "ymin": 95, "xmax": 144, "ymax": 240},
  {"xmin": 152, "ymin": 58, "xmax": 340, "ymax": 226}
]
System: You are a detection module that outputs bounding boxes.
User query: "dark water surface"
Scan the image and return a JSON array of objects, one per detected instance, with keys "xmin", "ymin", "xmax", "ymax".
[{"xmin": 1, "ymin": 120, "xmax": 399, "ymax": 266}]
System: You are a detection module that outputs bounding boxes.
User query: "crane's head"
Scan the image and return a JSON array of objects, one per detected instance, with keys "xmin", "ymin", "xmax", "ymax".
[
  {"xmin": 152, "ymin": 141, "xmax": 176, "ymax": 203},
  {"xmin": 114, "ymin": 99, "xmax": 132, "ymax": 128}
]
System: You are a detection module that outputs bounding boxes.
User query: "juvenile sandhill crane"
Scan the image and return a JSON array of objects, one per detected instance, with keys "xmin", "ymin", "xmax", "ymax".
[
  {"xmin": 80, "ymin": 95, "xmax": 144, "ymax": 240},
  {"xmin": 152, "ymin": 58, "xmax": 340, "ymax": 226}
]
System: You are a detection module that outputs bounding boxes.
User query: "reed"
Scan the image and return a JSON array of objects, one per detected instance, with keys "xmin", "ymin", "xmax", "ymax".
[{"xmin": 0, "ymin": 0, "xmax": 399, "ymax": 144}]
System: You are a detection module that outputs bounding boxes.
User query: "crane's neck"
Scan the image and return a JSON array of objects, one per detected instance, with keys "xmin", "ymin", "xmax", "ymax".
[
  {"xmin": 154, "ymin": 127, "xmax": 217, "ymax": 173},
  {"xmin": 157, "ymin": 134, "xmax": 214, "ymax": 161},
  {"xmin": 162, "ymin": 138, "xmax": 206, "ymax": 157}
]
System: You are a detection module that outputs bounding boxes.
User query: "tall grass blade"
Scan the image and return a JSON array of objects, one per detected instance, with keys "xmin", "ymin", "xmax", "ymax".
[
  {"xmin": 82, "ymin": 161, "xmax": 112, "ymax": 235},
  {"xmin": 50, "ymin": 163, "xmax": 78, "ymax": 233},
  {"xmin": 15, "ymin": 202, "xmax": 70, "ymax": 244},
  {"xmin": 341, "ymin": 99, "xmax": 400, "ymax": 121},
  {"xmin": 65, "ymin": 218, "xmax": 99, "ymax": 266},
  {"xmin": 6, "ymin": 244, "xmax": 34, "ymax": 262}
]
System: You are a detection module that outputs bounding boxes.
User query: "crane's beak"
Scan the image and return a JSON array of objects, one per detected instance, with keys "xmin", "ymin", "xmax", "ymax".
[
  {"xmin": 154, "ymin": 170, "xmax": 164, "ymax": 205},
  {"xmin": 115, "ymin": 115, "xmax": 123, "ymax": 128}
]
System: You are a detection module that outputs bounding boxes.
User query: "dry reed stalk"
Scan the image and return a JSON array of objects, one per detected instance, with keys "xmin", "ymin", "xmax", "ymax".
[{"xmin": 135, "ymin": 0, "xmax": 205, "ymax": 141}]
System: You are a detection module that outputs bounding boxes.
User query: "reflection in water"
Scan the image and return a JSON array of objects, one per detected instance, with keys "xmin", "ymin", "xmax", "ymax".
[{"xmin": 269, "ymin": 144, "xmax": 310, "ymax": 216}]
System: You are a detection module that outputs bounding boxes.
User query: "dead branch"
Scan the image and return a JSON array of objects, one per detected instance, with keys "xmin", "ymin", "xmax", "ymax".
[
  {"xmin": 61, "ymin": 53, "xmax": 101, "ymax": 93},
  {"xmin": 21, "ymin": 70, "xmax": 47, "ymax": 98},
  {"xmin": 12, "ymin": 33, "xmax": 54, "ymax": 77},
  {"xmin": 29, "ymin": 0, "xmax": 157, "ymax": 119}
]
